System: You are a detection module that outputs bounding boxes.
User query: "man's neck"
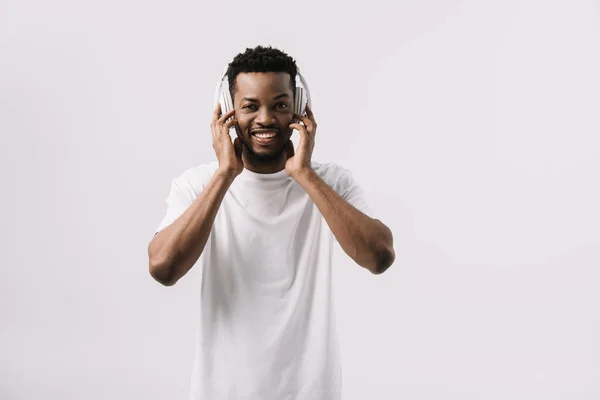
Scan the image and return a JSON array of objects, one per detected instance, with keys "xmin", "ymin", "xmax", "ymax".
[{"xmin": 241, "ymin": 148, "xmax": 286, "ymax": 174}]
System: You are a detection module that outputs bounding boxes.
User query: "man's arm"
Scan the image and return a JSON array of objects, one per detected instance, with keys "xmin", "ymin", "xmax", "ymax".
[
  {"xmin": 148, "ymin": 170, "xmax": 235, "ymax": 286},
  {"xmin": 148, "ymin": 104, "xmax": 241, "ymax": 286},
  {"xmin": 294, "ymin": 169, "xmax": 395, "ymax": 274},
  {"xmin": 285, "ymin": 104, "xmax": 395, "ymax": 274}
]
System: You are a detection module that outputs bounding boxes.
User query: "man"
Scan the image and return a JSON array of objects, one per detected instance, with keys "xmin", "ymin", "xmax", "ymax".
[{"xmin": 148, "ymin": 45, "xmax": 395, "ymax": 400}]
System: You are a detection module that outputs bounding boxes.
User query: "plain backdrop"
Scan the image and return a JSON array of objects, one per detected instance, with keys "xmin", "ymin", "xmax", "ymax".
[{"xmin": 1, "ymin": 0, "xmax": 599, "ymax": 399}]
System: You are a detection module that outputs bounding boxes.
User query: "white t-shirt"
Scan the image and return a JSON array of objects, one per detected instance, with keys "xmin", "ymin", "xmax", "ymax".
[{"xmin": 155, "ymin": 160, "xmax": 372, "ymax": 400}]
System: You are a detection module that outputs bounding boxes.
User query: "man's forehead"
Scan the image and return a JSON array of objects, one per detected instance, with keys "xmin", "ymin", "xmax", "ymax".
[{"xmin": 235, "ymin": 72, "xmax": 292, "ymax": 93}]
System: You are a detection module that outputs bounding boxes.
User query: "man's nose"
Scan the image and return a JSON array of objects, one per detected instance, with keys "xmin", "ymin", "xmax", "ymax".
[{"xmin": 255, "ymin": 107, "xmax": 276, "ymax": 125}]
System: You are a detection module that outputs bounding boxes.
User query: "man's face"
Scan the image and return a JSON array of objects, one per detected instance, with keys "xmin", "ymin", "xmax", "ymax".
[{"xmin": 232, "ymin": 72, "xmax": 295, "ymax": 162}]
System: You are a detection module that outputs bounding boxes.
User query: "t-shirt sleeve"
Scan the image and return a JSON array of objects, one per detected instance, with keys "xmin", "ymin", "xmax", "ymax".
[
  {"xmin": 331, "ymin": 166, "xmax": 374, "ymax": 243},
  {"xmin": 154, "ymin": 174, "xmax": 199, "ymax": 235},
  {"xmin": 338, "ymin": 168, "xmax": 373, "ymax": 218}
]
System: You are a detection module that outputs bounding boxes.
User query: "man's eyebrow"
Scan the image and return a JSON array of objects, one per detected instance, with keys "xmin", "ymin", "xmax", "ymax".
[{"xmin": 240, "ymin": 93, "xmax": 291, "ymax": 102}]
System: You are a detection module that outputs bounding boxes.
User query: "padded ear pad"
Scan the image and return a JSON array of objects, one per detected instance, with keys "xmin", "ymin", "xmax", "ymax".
[{"xmin": 213, "ymin": 67, "xmax": 312, "ymax": 137}]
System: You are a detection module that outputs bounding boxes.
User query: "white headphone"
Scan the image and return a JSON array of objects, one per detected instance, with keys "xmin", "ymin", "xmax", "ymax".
[{"xmin": 213, "ymin": 66, "xmax": 312, "ymax": 136}]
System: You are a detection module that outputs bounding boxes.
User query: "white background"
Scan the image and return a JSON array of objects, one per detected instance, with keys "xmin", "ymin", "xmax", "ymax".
[{"xmin": 1, "ymin": 0, "xmax": 599, "ymax": 399}]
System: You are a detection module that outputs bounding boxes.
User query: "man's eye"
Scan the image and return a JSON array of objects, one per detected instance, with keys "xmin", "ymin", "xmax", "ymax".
[
  {"xmin": 243, "ymin": 104, "xmax": 257, "ymax": 110},
  {"xmin": 277, "ymin": 103, "xmax": 288, "ymax": 109}
]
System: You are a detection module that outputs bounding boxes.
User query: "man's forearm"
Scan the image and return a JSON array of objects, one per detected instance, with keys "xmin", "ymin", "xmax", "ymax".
[
  {"xmin": 293, "ymin": 169, "xmax": 395, "ymax": 274},
  {"xmin": 148, "ymin": 170, "xmax": 234, "ymax": 286}
]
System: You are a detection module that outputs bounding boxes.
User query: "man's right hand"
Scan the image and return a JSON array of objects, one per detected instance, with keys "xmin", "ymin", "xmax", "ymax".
[{"xmin": 212, "ymin": 103, "xmax": 243, "ymax": 179}]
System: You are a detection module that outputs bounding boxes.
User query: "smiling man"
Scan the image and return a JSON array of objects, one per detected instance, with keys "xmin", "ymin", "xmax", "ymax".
[
  {"xmin": 148, "ymin": 45, "xmax": 395, "ymax": 400},
  {"xmin": 234, "ymin": 71, "xmax": 295, "ymax": 168}
]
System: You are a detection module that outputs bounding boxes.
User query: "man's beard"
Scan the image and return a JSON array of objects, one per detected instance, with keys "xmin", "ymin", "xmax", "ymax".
[
  {"xmin": 244, "ymin": 141, "xmax": 286, "ymax": 162},
  {"xmin": 239, "ymin": 129, "xmax": 290, "ymax": 163}
]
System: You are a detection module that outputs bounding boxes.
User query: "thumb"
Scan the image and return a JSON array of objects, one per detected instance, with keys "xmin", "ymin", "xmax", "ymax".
[
  {"xmin": 285, "ymin": 139, "xmax": 295, "ymax": 160},
  {"xmin": 233, "ymin": 137, "xmax": 243, "ymax": 158}
]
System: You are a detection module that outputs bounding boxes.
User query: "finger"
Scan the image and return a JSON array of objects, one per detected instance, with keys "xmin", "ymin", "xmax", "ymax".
[
  {"xmin": 293, "ymin": 113, "xmax": 309, "ymax": 125},
  {"xmin": 213, "ymin": 103, "xmax": 222, "ymax": 121},
  {"xmin": 217, "ymin": 108, "xmax": 236, "ymax": 125},
  {"xmin": 305, "ymin": 103, "xmax": 314, "ymax": 121},
  {"xmin": 223, "ymin": 118, "xmax": 237, "ymax": 134},
  {"xmin": 289, "ymin": 123, "xmax": 306, "ymax": 138},
  {"xmin": 291, "ymin": 117, "xmax": 315, "ymax": 139},
  {"xmin": 299, "ymin": 105, "xmax": 316, "ymax": 133},
  {"xmin": 211, "ymin": 113, "xmax": 219, "ymax": 142},
  {"xmin": 293, "ymin": 114, "xmax": 316, "ymax": 133}
]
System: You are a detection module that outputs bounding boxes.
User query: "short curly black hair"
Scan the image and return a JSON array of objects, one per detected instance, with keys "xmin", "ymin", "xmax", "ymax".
[{"xmin": 226, "ymin": 45, "xmax": 298, "ymax": 104}]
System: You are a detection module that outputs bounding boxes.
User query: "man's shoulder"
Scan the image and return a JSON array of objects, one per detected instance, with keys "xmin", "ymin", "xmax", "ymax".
[
  {"xmin": 172, "ymin": 160, "xmax": 219, "ymax": 189},
  {"xmin": 181, "ymin": 160, "xmax": 219, "ymax": 177},
  {"xmin": 311, "ymin": 160, "xmax": 357, "ymax": 193},
  {"xmin": 312, "ymin": 160, "xmax": 353, "ymax": 180}
]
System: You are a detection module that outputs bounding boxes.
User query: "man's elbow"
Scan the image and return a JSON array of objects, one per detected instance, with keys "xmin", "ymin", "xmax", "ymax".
[
  {"xmin": 370, "ymin": 245, "xmax": 395, "ymax": 275},
  {"xmin": 149, "ymin": 257, "xmax": 177, "ymax": 286},
  {"xmin": 369, "ymin": 221, "xmax": 395, "ymax": 275}
]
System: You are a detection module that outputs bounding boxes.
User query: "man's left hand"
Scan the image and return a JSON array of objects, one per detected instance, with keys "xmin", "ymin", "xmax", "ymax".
[{"xmin": 285, "ymin": 104, "xmax": 317, "ymax": 179}]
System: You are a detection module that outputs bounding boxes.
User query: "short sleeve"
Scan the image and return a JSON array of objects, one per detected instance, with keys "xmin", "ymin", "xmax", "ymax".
[
  {"xmin": 332, "ymin": 166, "xmax": 374, "ymax": 243},
  {"xmin": 338, "ymin": 168, "xmax": 373, "ymax": 218},
  {"xmin": 154, "ymin": 176, "xmax": 198, "ymax": 235}
]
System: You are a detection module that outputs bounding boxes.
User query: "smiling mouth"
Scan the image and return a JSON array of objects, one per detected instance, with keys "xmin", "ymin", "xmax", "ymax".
[
  {"xmin": 251, "ymin": 129, "xmax": 279, "ymax": 135},
  {"xmin": 251, "ymin": 130, "xmax": 279, "ymax": 145}
]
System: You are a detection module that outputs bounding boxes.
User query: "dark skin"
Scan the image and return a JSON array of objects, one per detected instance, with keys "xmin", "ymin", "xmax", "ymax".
[
  {"xmin": 231, "ymin": 71, "xmax": 296, "ymax": 174},
  {"xmin": 148, "ymin": 72, "xmax": 395, "ymax": 286},
  {"xmin": 212, "ymin": 71, "xmax": 395, "ymax": 274},
  {"xmin": 149, "ymin": 72, "xmax": 394, "ymax": 286}
]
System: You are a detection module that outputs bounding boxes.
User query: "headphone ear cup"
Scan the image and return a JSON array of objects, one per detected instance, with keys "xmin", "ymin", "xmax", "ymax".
[
  {"xmin": 293, "ymin": 86, "xmax": 305, "ymax": 125},
  {"xmin": 216, "ymin": 77, "xmax": 235, "ymax": 137},
  {"xmin": 221, "ymin": 78, "xmax": 233, "ymax": 116},
  {"xmin": 296, "ymin": 86, "xmax": 305, "ymax": 116},
  {"xmin": 214, "ymin": 68, "xmax": 237, "ymax": 139},
  {"xmin": 294, "ymin": 70, "xmax": 311, "ymax": 122}
]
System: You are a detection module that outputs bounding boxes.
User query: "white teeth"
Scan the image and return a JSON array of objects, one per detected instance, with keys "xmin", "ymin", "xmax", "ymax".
[{"xmin": 255, "ymin": 133, "xmax": 276, "ymax": 138}]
